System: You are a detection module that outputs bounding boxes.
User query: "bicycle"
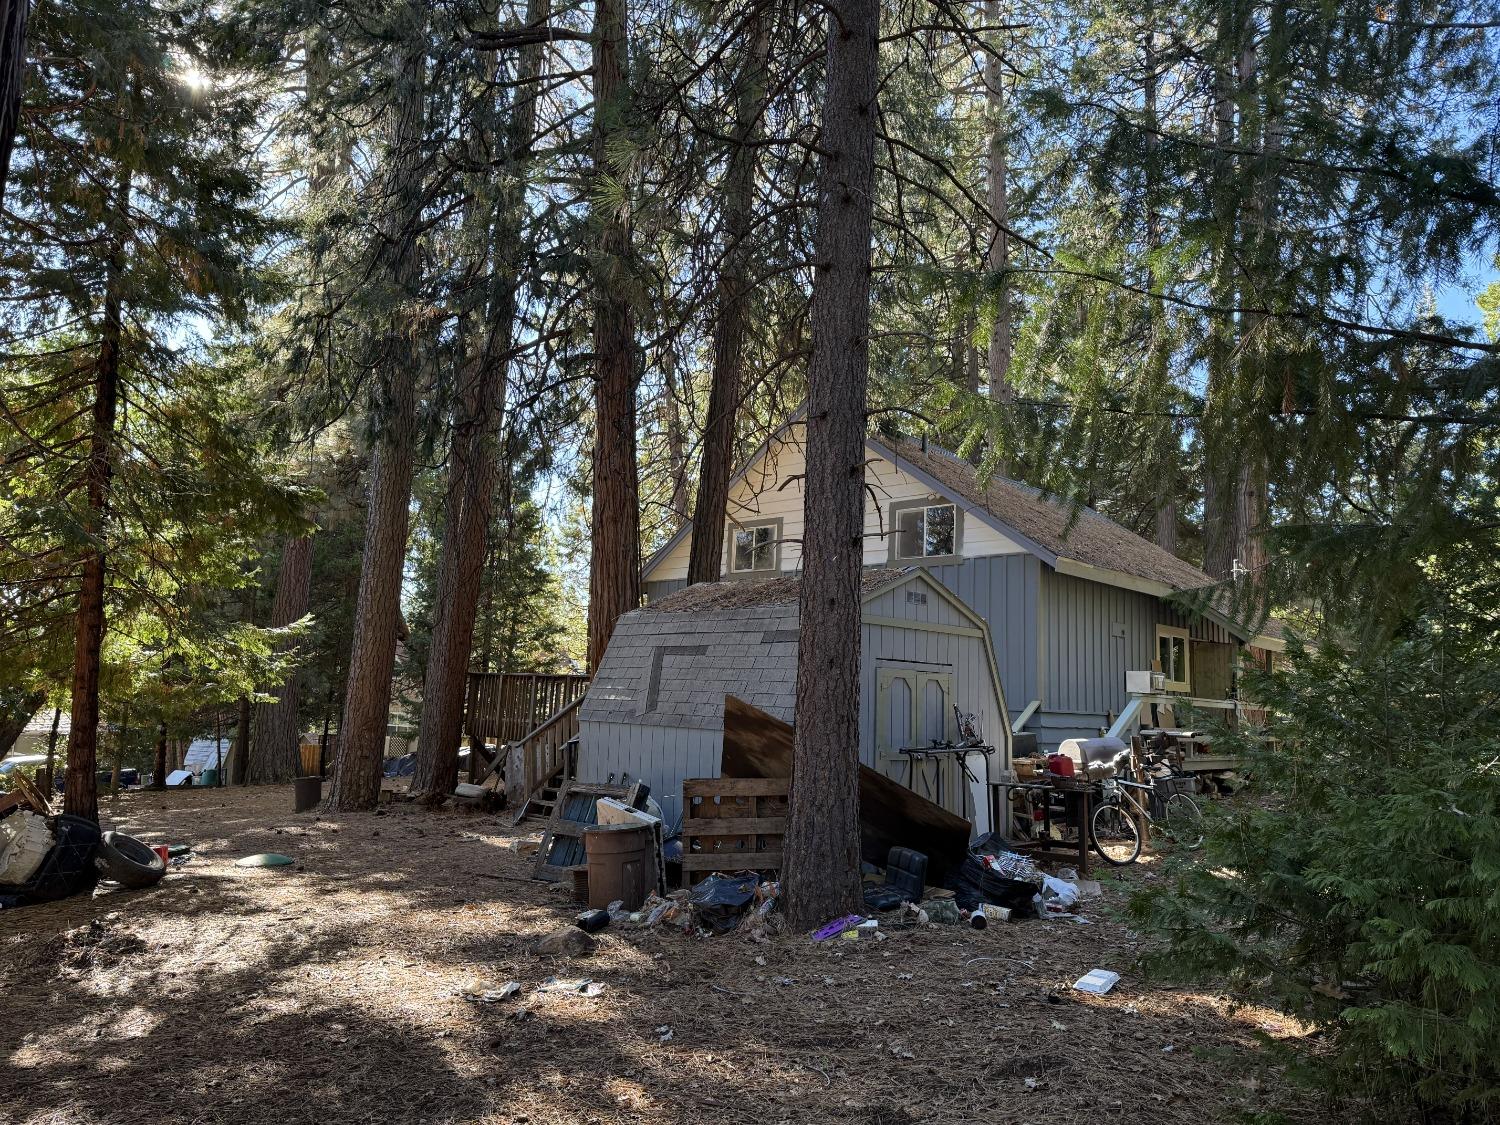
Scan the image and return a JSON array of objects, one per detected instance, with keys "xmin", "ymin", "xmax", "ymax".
[{"xmin": 1088, "ymin": 767, "xmax": 1204, "ymax": 865}]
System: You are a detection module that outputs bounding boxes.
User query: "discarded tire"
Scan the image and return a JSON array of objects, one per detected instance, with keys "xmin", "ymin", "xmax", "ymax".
[{"xmin": 96, "ymin": 831, "xmax": 167, "ymax": 889}]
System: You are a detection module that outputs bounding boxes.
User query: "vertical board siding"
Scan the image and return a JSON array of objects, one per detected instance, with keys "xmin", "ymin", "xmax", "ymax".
[
  {"xmin": 1039, "ymin": 568, "xmax": 1229, "ymax": 718},
  {"xmin": 924, "ymin": 554, "xmax": 1040, "ymax": 712},
  {"xmin": 643, "ymin": 578, "xmax": 687, "ymax": 603}
]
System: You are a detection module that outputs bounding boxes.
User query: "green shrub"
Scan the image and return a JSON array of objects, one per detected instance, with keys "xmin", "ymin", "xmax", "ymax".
[{"xmin": 1130, "ymin": 627, "xmax": 1500, "ymax": 1122}]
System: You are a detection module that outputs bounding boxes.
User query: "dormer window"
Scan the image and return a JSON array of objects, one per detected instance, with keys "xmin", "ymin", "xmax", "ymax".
[
  {"xmin": 890, "ymin": 500, "xmax": 961, "ymax": 563},
  {"xmin": 728, "ymin": 519, "xmax": 780, "ymax": 574}
]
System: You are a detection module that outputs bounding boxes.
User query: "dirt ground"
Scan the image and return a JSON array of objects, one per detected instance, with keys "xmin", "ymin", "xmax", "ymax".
[{"xmin": 1, "ymin": 786, "xmax": 1319, "ymax": 1125}]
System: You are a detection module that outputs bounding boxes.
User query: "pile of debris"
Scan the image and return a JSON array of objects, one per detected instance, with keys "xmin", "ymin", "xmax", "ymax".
[{"xmin": 0, "ymin": 781, "xmax": 169, "ymax": 909}]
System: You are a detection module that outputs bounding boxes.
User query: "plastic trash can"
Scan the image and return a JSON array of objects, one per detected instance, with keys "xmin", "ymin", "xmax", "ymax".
[
  {"xmin": 293, "ymin": 775, "xmax": 322, "ymax": 813},
  {"xmin": 583, "ymin": 822, "xmax": 655, "ymax": 911}
]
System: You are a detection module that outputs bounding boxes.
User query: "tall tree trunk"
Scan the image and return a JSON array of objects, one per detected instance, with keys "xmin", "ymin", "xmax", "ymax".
[
  {"xmin": 42, "ymin": 705, "xmax": 61, "ymax": 792},
  {"xmin": 661, "ymin": 355, "xmax": 690, "ymax": 529},
  {"xmin": 0, "ymin": 0, "xmax": 26, "ymax": 204},
  {"xmin": 1205, "ymin": 1, "xmax": 1277, "ymax": 588},
  {"xmin": 983, "ymin": 0, "xmax": 1013, "ymax": 414},
  {"xmin": 784, "ymin": 0, "xmax": 879, "ymax": 931},
  {"xmin": 412, "ymin": 0, "xmax": 548, "ymax": 802},
  {"xmin": 63, "ymin": 166, "xmax": 130, "ymax": 824},
  {"xmin": 585, "ymin": 0, "xmax": 641, "ymax": 672},
  {"xmin": 152, "ymin": 721, "xmax": 166, "ymax": 789},
  {"xmin": 1200, "ymin": 3, "xmax": 1242, "ymax": 581},
  {"xmin": 1142, "ymin": 11, "xmax": 1177, "ymax": 555},
  {"xmin": 250, "ymin": 536, "xmax": 312, "ymax": 782},
  {"xmin": 686, "ymin": 8, "xmax": 769, "ymax": 586},
  {"xmin": 110, "ymin": 705, "xmax": 129, "ymax": 797},
  {"xmin": 232, "ymin": 694, "xmax": 251, "ymax": 784},
  {"xmin": 326, "ymin": 22, "xmax": 426, "ymax": 812}
]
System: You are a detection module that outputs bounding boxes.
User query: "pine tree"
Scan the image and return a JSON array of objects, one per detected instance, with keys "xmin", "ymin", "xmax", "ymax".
[
  {"xmin": 784, "ymin": 0, "xmax": 881, "ymax": 931},
  {"xmin": 2, "ymin": 0, "xmax": 282, "ymax": 821}
]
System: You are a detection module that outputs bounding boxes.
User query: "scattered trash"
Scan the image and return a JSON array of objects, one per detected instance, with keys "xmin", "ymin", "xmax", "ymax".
[
  {"xmin": 1039, "ymin": 874, "xmax": 1080, "ymax": 909},
  {"xmin": 655, "ymin": 1025, "xmax": 674, "ymax": 1043},
  {"xmin": 811, "ymin": 914, "xmax": 863, "ymax": 942},
  {"xmin": 919, "ymin": 897, "xmax": 963, "ymax": 925},
  {"xmin": 537, "ymin": 976, "xmax": 605, "ymax": 998},
  {"xmin": 234, "ymin": 853, "xmax": 295, "ymax": 868},
  {"xmin": 529, "ymin": 927, "xmax": 598, "ymax": 957},
  {"xmin": 689, "ymin": 872, "xmax": 761, "ymax": 934},
  {"xmin": 863, "ymin": 847, "xmax": 927, "ymax": 912},
  {"xmin": 735, "ymin": 879, "xmax": 782, "ymax": 940},
  {"xmin": 1161, "ymin": 1044, "xmax": 1175, "ymax": 1053},
  {"xmin": 97, "ymin": 832, "xmax": 167, "ymax": 889},
  {"xmin": 457, "ymin": 978, "xmax": 521, "ymax": 1003},
  {"xmin": 575, "ymin": 908, "xmax": 611, "ymax": 933},
  {"xmin": 1024, "ymin": 1077, "xmax": 1040, "ymax": 1090},
  {"xmin": 1074, "ymin": 969, "xmax": 1121, "ymax": 995}
]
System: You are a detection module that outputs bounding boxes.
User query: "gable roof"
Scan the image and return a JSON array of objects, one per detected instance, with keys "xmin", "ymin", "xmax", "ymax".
[
  {"xmin": 583, "ymin": 569, "xmax": 1009, "ymax": 730},
  {"xmin": 641, "ymin": 416, "xmax": 1279, "ymax": 646},
  {"xmin": 644, "ymin": 567, "xmax": 909, "ymax": 613},
  {"xmin": 870, "ymin": 436, "xmax": 1217, "ymax": 594}
]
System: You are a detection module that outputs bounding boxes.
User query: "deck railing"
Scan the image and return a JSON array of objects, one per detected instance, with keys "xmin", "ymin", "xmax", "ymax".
[
  {"xmin": 464, "ymin": 671, "xmax": 590, "ymax": 745},
  {"xmin": 507, "ymin": 696, "xmax": 583, "ymax": 811}
]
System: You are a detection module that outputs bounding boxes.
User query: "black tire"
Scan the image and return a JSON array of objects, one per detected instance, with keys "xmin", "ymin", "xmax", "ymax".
[
  {"xmin": 1090, "ymin": 802, "xmax": 1142, "ymax": 865},
  {"xmin": 97, "ymin": 831, "xmax": 167, "ymax": 889},
  {"xmin": 1161, "ymin": 793, "xmax": 1204, "ymax": 849}
]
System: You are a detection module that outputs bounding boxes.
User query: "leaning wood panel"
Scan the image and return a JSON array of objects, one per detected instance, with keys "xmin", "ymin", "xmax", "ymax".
[{"xmin": 720, "ymin": 694, "xmax": 972, "ymax": 882}]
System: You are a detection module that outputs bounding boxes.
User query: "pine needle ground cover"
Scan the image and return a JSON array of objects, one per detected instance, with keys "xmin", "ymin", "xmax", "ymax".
[{"xmin": 0, "ymin": 785, "xmax": 1321, "ymax": 1125}]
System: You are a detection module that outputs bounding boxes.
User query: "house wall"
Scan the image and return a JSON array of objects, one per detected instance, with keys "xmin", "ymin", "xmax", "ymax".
[
  {"xmin": 1032, "ymin": 568, "xmax": 1237, "ymax": 746},
  {"xmin": 920, "ymin": 554, "xmax": 1042, "ymax": 714},
  {"xmin": 645, "ymin": 425, "xmax": 1029, "ymax": 585}
]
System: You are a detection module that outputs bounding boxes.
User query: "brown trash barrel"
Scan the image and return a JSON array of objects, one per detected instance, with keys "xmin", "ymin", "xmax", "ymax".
[
  {"xmin": 293, "ymin": 775, "xmax": 322, "ymax": 813},
  {"xmin": 583, "ymin": 823, "xmax": 655, "ymax": 911},
  {"xmin": 299, "ymin": 742, "xmax": 321, "ymax": 777}
]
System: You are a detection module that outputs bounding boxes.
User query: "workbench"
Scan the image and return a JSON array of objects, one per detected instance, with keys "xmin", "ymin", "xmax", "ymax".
[{"xmin": 993, "ymin": 777, "xmax": 1092, "ymax": 876}]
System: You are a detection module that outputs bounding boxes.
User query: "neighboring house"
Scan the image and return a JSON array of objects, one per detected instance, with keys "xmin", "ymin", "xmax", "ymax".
[
  {"xmin": 576, "ymin": 568, "xmax": 1011, "ymax": 833},
  {"xmin": 642, "ymin": 418, "xmax": 1282, "ymax": 752}
]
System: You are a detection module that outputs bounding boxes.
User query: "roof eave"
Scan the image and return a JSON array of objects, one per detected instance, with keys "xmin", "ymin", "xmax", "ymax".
[{"xmin": 863, "ymin": 434, "xmax": 1060, "ymax": 567}]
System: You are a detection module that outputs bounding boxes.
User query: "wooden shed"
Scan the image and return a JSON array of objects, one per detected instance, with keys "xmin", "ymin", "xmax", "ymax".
[{"xmin": 576, "ymin": 568, "xmax": 1012, "ymax": 835}]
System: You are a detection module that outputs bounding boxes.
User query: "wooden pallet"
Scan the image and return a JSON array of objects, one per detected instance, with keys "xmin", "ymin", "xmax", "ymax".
[
  {"xmin": 680, "ymin": 776, "xmax": 788, "ymax": 885},
  {"xmin": 532, "ymin": 779, "xmax": 645, "ymax": 882}
]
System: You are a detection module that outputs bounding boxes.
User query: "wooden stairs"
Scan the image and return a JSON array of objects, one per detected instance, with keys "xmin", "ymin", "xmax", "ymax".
[
  {"xmin": 478, "ymin": 696, "xmax": 584, "ymax": 824},
  {"xmin": 516, "ymin": 736, "xmax": 580, "ymax": 822}
]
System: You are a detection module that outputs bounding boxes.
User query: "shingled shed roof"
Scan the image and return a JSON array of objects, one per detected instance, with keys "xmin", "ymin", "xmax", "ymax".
[
  {"xmin": 643, "ymin": 568, "xmax": 911, "ymax": 614},
  {"xmin": 578, "ymin": 597, "xmax": 801, "ymax": 730},
  {"xmin": 581, "ymin": 569, "xmax": 972, "ymax": 731}
]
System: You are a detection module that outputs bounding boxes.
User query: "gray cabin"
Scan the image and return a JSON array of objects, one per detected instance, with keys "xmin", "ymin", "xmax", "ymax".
[
  {"xmin": 641, "ymin": 417, "xmax": 1283, "ymax": 753},
  {"xmin": 576, "ymin": 568, "xmax": 1012, "ymax": 834}
]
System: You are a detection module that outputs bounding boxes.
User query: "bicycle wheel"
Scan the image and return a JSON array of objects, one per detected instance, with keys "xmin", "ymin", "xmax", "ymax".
[
  {"xmin": 1090, "ymin": 802, "xmax": 1142, "ymax": 865},
  {"xmin": 1162, "ymin": 793, "xmax": 1204, "ymax": 849}
]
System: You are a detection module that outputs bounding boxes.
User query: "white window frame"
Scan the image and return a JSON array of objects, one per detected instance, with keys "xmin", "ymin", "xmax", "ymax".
[
  {"xmin": 1155, "ymin": 624, "xmax": 1191, "ymax": 693},
  {"xmin": 726, "ymin": 519, "xmax": 780, "ymax": 575},
  {"xmin": 889, "ymin": 501, "xmax": 960, "ymax": 563}
]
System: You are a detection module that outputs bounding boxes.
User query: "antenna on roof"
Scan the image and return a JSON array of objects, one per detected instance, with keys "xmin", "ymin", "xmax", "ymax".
[{"xmin": 1230, "ymin": 558, "xmax": 1249, "ymax": 584}]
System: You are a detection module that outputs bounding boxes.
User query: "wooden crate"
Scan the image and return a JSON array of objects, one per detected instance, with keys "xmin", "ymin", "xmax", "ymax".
[
  {"xmin": 680, "ymin": 777, "xmax": 788, "ymax": 885},
  {"xmin": 532, "ymin": 779, "xmax": 644, "ymax": 882}
]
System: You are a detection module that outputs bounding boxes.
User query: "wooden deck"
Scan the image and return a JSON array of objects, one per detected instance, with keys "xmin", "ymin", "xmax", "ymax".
[{"xmin": 464, "ymin": 672, "xmax": 589, "ymax": 745}]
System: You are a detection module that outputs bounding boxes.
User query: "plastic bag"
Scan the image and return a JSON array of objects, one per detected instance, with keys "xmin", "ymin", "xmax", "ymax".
[
  {"xmin": 1040, "ymin": 874, "xmax": 1080, "ymax": 908},
  {"xmin": 689, "ymin": 872, "xmax": 760, "ymax": 934}
]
